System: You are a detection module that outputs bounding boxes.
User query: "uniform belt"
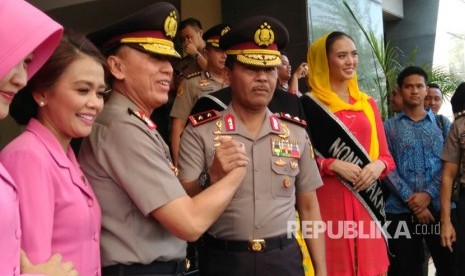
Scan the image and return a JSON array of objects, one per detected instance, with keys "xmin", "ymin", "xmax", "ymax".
[
  {"xmin": 102, "ymin": 259, "xmax": 187, "ymax": 275},
  {"xmin": 203, "ymin": 233, "xmax": 294, "ymax": 252}
]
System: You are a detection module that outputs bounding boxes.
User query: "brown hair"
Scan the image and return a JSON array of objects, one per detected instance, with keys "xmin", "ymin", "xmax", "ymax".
[{"xmin": 10, "ymin": 31, "xmax": 108, "ymax": 125}]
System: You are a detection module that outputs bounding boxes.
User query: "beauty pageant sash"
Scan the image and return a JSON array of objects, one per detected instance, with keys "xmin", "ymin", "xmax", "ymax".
[{"xmin": 302, "ymin": 93, "xmax": 387, "ymax": 242}]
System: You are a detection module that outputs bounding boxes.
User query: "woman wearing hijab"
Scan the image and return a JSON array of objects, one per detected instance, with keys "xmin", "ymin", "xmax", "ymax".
[
  {"xmin": 300, "ymin": 31, "xmax": 395, "ymax": 275},
  {"xmin": 0, "ymin": 0, "xmax": 78, "ymax": 275}
]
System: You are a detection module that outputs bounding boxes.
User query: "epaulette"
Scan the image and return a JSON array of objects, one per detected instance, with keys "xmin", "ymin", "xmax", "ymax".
[
  {"xmin": 128, "ymin": 108, "xmax": 157, "ymax": 130},
  {"xmin": 185, "ymin": 71, "xmax": 202, "ymax": 79},
  {"xmin": 189, "ymin": 109, "xmax": 219, "ymax": 127},
  {"xmin": 455, "ymin": 110, "xmax": 465, "ymax": 120},
  {"xmin": 277, "ymin": 112, "xmax": 307, "ymax": 127}
]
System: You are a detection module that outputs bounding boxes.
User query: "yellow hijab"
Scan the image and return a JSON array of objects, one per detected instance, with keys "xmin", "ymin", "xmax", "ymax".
[{"xmin": 307, "ymin": 32, "xmax": 379, "ymax": 160}]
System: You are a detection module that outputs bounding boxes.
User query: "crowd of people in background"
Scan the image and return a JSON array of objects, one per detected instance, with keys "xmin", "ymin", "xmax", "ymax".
[{"xmin": 2, "ymin": 1, "xmax": 465, "ymax": 276}]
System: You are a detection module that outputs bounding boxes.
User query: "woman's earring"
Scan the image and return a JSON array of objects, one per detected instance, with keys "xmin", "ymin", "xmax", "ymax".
[{"xmin": 39, "ymin": 101, "xmax": 45, "ymax": 107}]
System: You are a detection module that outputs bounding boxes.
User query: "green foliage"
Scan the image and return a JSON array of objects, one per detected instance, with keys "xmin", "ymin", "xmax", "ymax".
[
  {"xmin": 425, "ymin": 67, "xmax": 461, "ymax": 98},
  {"xmin": 342, "ymin": 0, "xmax": 461, "ymax": 119},
  {"xmin": 343, "ymin": 0, "xmax": 402, "ymax": 119}
]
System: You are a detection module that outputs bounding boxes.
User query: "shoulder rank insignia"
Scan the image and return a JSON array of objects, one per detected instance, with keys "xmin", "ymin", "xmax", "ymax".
[
  {"xmin": 128, "ymin": 108, "xmax": 157, "ymax": 130},
  {"xmin": 186, "ymin": 71, "xmax": 202, "ymax": 79},
  {"xmin": 189, "ymin": 109, "xmax": 219, "ymax": 127},
  {"xmin": 278, "ymin": 112, "xmax": 307, "ymax": 127}
]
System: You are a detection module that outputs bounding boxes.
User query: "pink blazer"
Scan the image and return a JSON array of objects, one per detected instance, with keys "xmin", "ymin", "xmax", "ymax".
[
  {"xmin": 0, "ymin": 119, "xmax": 102, "ymax": 276},
  {"xmin": 0, "ymin": 164, "xmax": 22, "ymax": 275}
]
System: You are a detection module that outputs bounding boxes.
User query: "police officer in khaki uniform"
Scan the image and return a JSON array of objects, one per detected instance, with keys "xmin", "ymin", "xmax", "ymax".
[
  {"xmin": 174, "ymin": 18, "xmax": 207, "ymax": 82},
  {"xmin": 178, "ymin": 16, "xmax": 327, "ymax": 276},
  {"xmin": 170, "ymin": 23, "xmax": 231, "ymax": 166},
  {"xmin": 79, "ymin": 3, "xmax": 249, "ymax": 275},
  {"xmin": 440, "ymin": 82, "xmax": 465, "ymax": 274}
]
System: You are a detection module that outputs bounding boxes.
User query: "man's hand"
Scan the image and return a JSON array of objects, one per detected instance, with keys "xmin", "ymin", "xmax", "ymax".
[
  {"xmin": 209, "ymin": 136, "xmax": 248, "ymax": 184},
  {"xmin": 407, "ymin": 192, "xmax": 431, "ymax": 214},
  {"xmin": 353, "ymin": 160, "xmax": 385, "ymax": 192},
  {"xmin": 414, "ymin": 208, "xmax": 435, "ymax": 224},
  {"xmin": 21, "ymin": 250, "xmax": 78, "ymax": 276},
  {"xmin": 292, "ymin": 62, "xmax": 308, "ymax": 79},
  {"xmin": 440, "ymin": 220, "xmax": 456, "ymax": 252},
  {"xmin": 183, "ymin": 38, "xmax": 198, "ymax": 56}
]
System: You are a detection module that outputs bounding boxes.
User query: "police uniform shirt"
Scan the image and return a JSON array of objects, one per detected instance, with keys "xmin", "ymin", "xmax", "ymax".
[
  {"xmin": 190, "ymin": 87, "xmax": 306, "ymax": 120},
  {"xmin": 79, "ymin": 92, "xmax": 187, "ymax": 266},
  {"xmin": 178, "ymin": 105, "xmax": 323, "ymax": 240},
  {"xmin": 170, "ymin": 71, "xmax": 228, "ymax": 120},
  {"xmin": 174, "ymin": 56, "xmax": 202, "ymax": 80},
  {"xmin": 442, "ymin": 116, "xmax": 465, "ymax": 183}
]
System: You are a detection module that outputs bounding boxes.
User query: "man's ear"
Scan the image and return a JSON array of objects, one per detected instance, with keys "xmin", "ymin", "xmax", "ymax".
[{"xmin": 107, "ymin": 55, "xmax": 125, "ymax": 80}]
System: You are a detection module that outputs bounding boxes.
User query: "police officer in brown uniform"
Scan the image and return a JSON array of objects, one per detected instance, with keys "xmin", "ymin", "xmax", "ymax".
[
  {"xmin": 178, "ymin": 16, "xmax": 327, "ymax": 276},
  {"xmin": 170, "ymin": 23, "xmax": 231, "ymax": 166},
  {"xmin": 440, "ymin": 82, "xmax": 465, "ymax": 274},
  {"xmin": 79, "ymin": 3, "xmax": 249, "ymax": 275},
  {"xmin": 174, "ymin": 18, "xmax": 207, "ymax": 81}
]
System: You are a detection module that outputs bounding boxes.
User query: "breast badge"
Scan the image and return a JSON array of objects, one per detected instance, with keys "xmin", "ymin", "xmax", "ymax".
[{"xmin": 271, "ymin": 138, "xmax": 301, "ymax": 159}]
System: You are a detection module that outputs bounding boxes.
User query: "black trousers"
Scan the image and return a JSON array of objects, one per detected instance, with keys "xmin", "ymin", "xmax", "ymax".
[
  {"xmin": 455, "ymin": 189, "xmax": 465, "ymax": 274},
  {"xmin": 201, "ymin": 239, "xmax": 304, "ymax": 276},
  {"xmin": 386, "ymin": 211, "xmax": 458, "ymax": 276}
]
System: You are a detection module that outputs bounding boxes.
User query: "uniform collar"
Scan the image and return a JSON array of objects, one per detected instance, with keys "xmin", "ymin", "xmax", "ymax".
[
  {"xmin": 222, "ymin": 105, "xmax": 286, "ymax": 140},
  {"xmin": 107, "ymin": 90, "xmax": 141, "ymax": 112},
  {"xmin": 397, "ymin": 109, "xmax": 435, "ymax": 122},
  {"xmin": 25, "ymin": 119, "xmax": 93, "ymax": 197},
  {"xmin": 26, "ymin": 119, "xmax": 76, "ymax": 167}
]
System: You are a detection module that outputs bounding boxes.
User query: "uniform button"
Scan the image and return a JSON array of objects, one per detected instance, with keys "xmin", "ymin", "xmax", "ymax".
[
  {"xmin": 255, "ymin": 195, "xmax": 261, "ymax": 200},
  {"xmin": 88, "ymin": 199, "xmax": 94, "ymax": 206},
  {"xmin": 14, "ymin": 266, "xmax": 19, "ymax": 275},
  {"xmin": 93, "ymin": 233, "xmax": 99, "ymax": 242},
  {"xmin": 254, "ymin": 168, "xmax": 259, "ymax": 172},
  {"xmin": 15, "ymin": 228, "xmax": 21, "ymax": 239},
  {"xmin": 255, "ymin": 224, "xmax": 261, "ymax": 229}
]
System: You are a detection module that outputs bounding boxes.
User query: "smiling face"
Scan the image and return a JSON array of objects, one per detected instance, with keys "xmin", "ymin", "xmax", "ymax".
[
  {"xmin": 0, "ymin": 54, "xmax": 32, "ymax": 119},
  {"xmin": 229, "ymin": 61, "xmax": 277, "ymax": 111},
  {"xmin": 112, "ymin": 46, "xmax": 173, "ymax": 112},
  {"xmin": 327, "ymin": 36, "xmax": 358, "ymax": 84},
  {"xmin": 35, "ymin": 55, "xmax": 106, "ymax": 145},
  {"xmin": 424, "ymin": 86, "xmax": 443, "ymax": 113}
]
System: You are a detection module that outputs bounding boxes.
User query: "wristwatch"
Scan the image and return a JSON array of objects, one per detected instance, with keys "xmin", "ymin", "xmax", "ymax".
[{"xmin": 198, "ymin": 171, "xmax": 210, "ymax": 189}]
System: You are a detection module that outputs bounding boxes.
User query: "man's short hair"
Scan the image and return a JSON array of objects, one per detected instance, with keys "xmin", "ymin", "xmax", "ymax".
[
  {"xmin": 427, "ymin": 82, "xmax": 440, "ymax": 90},
  {"xmin": 179, "ymin": 18, "xmax": 202, "ymax": 31},
  {"xmin": 397, "ymin": 66, "xmax": 428, "ymax": 87}
]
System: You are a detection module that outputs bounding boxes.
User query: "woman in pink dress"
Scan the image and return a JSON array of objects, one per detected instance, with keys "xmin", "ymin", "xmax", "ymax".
[
  {"xmin": 0, "ymin": 32, "xmax": 107, "ymax": 275},
  {"xmin": 0, "ymin": 0, "xmax": 79, "ymax": 275},
  {"xmin": 300, "ymin": 31, "xmax": 395, "ymax": 275}
]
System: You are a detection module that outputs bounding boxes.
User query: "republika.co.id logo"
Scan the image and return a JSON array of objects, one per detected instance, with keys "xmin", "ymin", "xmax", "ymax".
[{"xmin": 288, "ymin": 220, "xmax": 440, "ymax": 239}]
